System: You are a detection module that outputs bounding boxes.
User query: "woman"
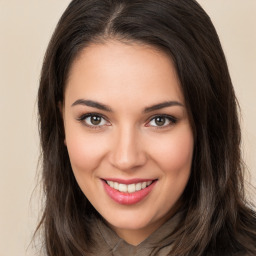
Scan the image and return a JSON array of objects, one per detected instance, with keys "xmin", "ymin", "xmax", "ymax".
[{"xmin": 36, "ymin": 0, "xmax": 256, "ymax": 255}]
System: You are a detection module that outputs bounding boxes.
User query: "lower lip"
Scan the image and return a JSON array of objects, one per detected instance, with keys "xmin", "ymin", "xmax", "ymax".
[{"xmin": 102, "ymin": 180, "xmax": 157, "ymax": 205}]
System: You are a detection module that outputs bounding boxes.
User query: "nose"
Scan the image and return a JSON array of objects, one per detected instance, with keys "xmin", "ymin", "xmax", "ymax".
[{"xmin": 108, "ymin": 126, "xmax": 147, "ymax": 171}]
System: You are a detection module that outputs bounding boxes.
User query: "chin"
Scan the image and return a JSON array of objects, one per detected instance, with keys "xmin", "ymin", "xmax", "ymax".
[{"xmin": 103, "ymin": 208, "xmax": 161, "ymax": 231}]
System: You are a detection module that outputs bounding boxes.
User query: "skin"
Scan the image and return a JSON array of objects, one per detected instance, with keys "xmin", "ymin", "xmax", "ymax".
[{"xmin": 62, "ymin": 40, "xmax": 194, "ymax": 245}]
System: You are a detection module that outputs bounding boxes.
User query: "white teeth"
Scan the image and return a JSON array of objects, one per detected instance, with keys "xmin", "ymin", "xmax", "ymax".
[
  {"xmin": 114, "ymin": 182, "xmax": 119, "ymax": 189},
  {"xmin": 142, "ymin": 182, "xmax": 147, "ymax": 189},
  {"xmin": 118, "ymin": 183, "xmax": 128, "ymax": 192},
  {"xmin": 128, "ymin": 184, "xmax": 136, "ymax": 193},
  {"xmin": 135, "ymin": 183, "xmax": 142, "ymax": 191},
  {"xmin": 106, "ymin": 180, "xmax": 153, "ymax": 193}
]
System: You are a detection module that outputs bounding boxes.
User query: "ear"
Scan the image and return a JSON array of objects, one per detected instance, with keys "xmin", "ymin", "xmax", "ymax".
[{"xmin": 58, "ymin": 101, "xmax": 66, "ymax": 146}]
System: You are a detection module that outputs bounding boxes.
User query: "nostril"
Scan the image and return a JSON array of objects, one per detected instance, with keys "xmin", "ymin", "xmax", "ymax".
[{"xmin": 109, "ymin": 148, "xmax": 147, "ymax": 171}]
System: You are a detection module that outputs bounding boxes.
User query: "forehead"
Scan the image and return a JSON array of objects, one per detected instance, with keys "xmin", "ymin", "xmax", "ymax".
[{"xmin": 65, "ymin": 40, "xmax": 184, "ymax": 107}]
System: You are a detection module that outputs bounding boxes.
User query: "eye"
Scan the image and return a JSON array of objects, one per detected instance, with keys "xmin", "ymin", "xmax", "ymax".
[
  {"xmin": 78, "ymin": 114, "xmax": 109, "ymax": 127},
  {"xmin": 146, "ymin": 115, "xmax": 177, "ymax": 127}
]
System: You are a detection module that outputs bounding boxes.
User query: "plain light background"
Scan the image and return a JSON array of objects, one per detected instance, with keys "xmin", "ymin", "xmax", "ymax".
[{"xmin": 0, "ymin": 1, "xmax": 255, "ymax": 255}]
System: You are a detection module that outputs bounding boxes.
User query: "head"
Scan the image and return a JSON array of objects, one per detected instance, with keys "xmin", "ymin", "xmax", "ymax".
[{"xmin": 38, "ymin": 0, "xmax": 243, "ymax": 255}]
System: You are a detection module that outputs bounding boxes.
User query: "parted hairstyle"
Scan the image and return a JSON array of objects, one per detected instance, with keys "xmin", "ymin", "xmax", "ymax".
[{"xmin": 37, "ymin": 0, "xmax": 256, "ymax": 255}]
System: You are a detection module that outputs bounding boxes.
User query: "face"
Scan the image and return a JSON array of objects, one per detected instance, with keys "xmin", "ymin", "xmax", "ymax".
[{"xmin": 62, "ymin": 40, "xmax": 194, "ymax": 245}]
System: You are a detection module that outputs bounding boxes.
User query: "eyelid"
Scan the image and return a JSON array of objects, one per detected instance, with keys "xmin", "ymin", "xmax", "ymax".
[
  {"xmin": 77, "ymin": 112, "xmax": 111, "ymax": 128},
  {"xmin": 77, "ymin": 113, "xmax": 177, "ymax": 129},
  {"xmin": 145, "ymin": 114, "xmax": 177, "ymax": 128}
]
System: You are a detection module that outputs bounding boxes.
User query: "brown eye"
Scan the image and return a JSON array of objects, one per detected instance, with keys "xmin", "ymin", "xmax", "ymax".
[
  {"xmin": 80, "ymin": 114, "xmax": 109, "ymax": 127},
  {"xmin": 147, "ymin": 115, "xmax": 177, "ymax": 128},
  {"xmin": 90, "ymin": 115, "xmax": 102, "ymax": 125},
  {"xmin": 155, "ymin": 116, "xmax": 165, "ymax": 126}
]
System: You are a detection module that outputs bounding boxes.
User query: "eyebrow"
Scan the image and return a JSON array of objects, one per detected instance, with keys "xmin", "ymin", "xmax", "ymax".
[
  {"xmin": 71, "ymin": 99, "xmax": 113, "ymax": 112},
  {"xmin": 143, "ymin": 101, "xmax": 184, "ymax": 113},
  {"xmin": 71, "ymin": 99, "xmax": 183, "ymax": 112}
]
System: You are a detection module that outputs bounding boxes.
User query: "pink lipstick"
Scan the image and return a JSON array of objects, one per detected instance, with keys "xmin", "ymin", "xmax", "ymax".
[{"xmin": 102, "ymin": 179, "xmax": 157, "ymax": 205}]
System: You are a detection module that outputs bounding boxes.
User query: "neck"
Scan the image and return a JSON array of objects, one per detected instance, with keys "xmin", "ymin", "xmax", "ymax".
[{"xmin": 109, "ymin": 207, "xmax": 179, "ymax": 245}]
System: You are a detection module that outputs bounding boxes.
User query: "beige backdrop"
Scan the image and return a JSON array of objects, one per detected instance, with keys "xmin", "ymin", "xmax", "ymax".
[{"xmin": 0, "ymin": 1, "xmax": 255, "ymax": 255}]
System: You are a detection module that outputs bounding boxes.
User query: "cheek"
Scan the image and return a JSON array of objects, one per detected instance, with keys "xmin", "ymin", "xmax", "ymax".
[
  {"xmin": 149, "ymin": 126, "xmax": 194, "ymax": 176},
  {"xmin": 65, "ymin": 127, "xmax": 108, "ymax": 173}
]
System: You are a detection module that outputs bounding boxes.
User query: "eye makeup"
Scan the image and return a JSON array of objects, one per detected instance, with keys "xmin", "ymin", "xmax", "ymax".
[{"xmin": 76, "ymin": 111, "xmax": 178, "ymax": 131}]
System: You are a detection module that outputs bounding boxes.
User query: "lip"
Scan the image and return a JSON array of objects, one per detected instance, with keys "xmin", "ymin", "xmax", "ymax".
[
  {"xmin": 101, "ymin": 179, "xmax": 157, "ymax": 205},
  {"xmin": 102, "ymin": 178, "xmax": 155, "ymax": 185}
]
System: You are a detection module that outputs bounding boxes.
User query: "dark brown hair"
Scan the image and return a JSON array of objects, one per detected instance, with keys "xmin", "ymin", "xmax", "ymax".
[{"xmin": 37, "ymin": 0, "xmax": 256, "ymax": 255}]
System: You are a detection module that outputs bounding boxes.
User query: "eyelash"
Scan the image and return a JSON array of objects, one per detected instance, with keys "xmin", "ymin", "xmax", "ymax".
[
  {"xmin": 77, "ymin": 113, "xmax": 177, "ymax": 129},
  {"xmin": 146, "ymin": 114, "xmax": 177, "ymax": 128},
  {"xmin": 77, "ymin": 113, "xmax": 110, "ymax": 129}
]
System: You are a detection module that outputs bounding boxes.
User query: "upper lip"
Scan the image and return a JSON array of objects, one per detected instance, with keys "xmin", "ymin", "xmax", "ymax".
[{"xmin": 101, "ymin": 178, "xmax": 157, "ymax": 184}]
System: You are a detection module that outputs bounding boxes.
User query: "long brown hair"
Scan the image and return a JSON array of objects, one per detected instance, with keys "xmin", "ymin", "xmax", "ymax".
[{"xmin": 37, "ymin": 0, "xmax": 256, "ymax": 255}]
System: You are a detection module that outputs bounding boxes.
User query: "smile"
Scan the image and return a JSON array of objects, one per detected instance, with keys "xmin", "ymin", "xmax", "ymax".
[
  {"xmin": 105, "ymin": 180, "xmax": 153, "ymax": 193},
  {"xmin": 102, "ymin": 179, "xmax": 157, "ymax": 205}
]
